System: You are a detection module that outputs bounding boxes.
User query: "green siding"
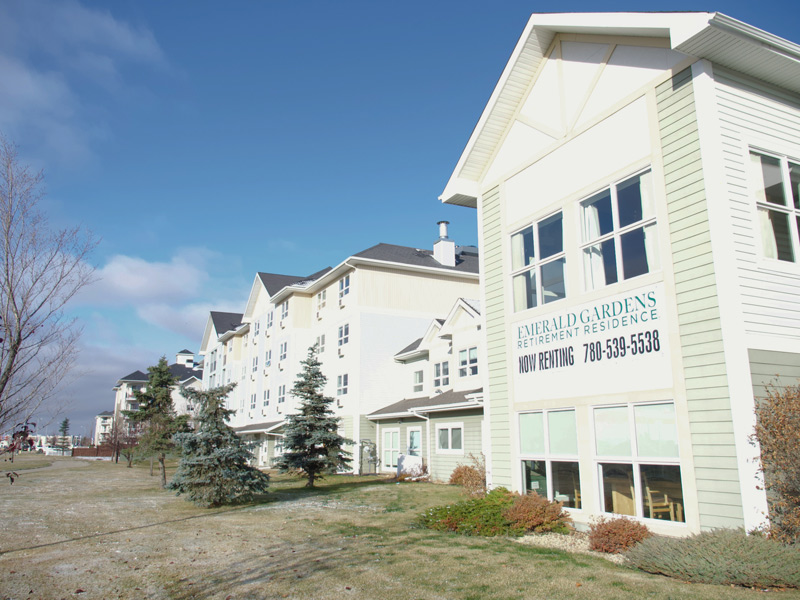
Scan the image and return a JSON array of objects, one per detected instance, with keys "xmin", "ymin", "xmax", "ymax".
[
  {"xmin": 482, "ymin": 185, "xmax": 512, "ymax": 487},
  {"xmin": 656, "ymin": 68, "xmax": 745, "ymax": 529},
  {"xmin": 749, "ymin": 349, "xmax": 800, "ymax": 400},
  {"xmin": 428, "ymin": 410, "xmax": 484, "ymax": 482}
]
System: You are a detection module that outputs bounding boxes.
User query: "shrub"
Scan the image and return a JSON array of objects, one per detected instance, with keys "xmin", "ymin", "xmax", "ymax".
[
  {"xmin": 503, "ymin": 492, "xmax": 572, "ymax": 534},
  {"xmin": 417, "ymin": 488, "xmax": 571, "ymax": 537},
  {"xmin": 449, "ymin": 453, "xmax": 486, "ymax": 497},
  {"xmin": 588, "ymin": 516, "xmax": 651, "ymax": 553},
  {"xmin": 626, "ymin": 529, "xmax": 800, "ymax": 588},
  {"xmin": 752, "ymin": 382, "xmax": 800, "ymax": 545}
]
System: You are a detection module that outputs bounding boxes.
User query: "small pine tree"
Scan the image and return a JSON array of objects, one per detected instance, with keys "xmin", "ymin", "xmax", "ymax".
[
  {"xmin": 57, "ymin": 418, "xmax": 71, "ymax": 452},
  {"xmin": 169, "ymin": 384, "xmax": 270, "ymax": 506},
  {"xmin": 276, "ymin": 345, "xmax": 352, "ymax": 487},
  {"xmin": 125, "ymin": 357, "xmax": 189, "ymax": 488}
]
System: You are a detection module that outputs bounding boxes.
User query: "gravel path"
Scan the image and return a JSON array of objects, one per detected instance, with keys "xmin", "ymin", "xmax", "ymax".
[{"xmin": 516, "ymin": 531, "xmax": 628, "ymax": 564}]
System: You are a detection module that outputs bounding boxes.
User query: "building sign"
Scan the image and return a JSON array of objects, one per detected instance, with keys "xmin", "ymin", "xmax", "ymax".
[{"xmin": 512, "ymin": 283, "xmax": 672, "ymax": 399}]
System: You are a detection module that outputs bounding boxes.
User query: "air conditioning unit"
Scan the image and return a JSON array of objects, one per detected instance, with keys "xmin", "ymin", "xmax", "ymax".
[
  {"xmin": 316, "ymin": 310, "xmax": 322, "ymax": 320},
  {"xmin": 280, "ymin": 320, "xmax": 286, "ymax": 329},
  {"xmin": 263, "ymin": 368, "xmax": 269, "ymax": 376},
  {"xmin": 338, "ymin": 347, "xmax": 344, "ymax": 357},
  {"xmin": 338, "ymin": 298, "xmax": 345, "ymax": 308},
  {"xmin": 278, "ymin": 362, "xmax": 284, "ymax": 371}
]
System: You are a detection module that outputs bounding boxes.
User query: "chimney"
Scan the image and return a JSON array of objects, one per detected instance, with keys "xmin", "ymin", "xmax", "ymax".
[{"xmin": 433, "ymin": 221, "xmax": 456, "ymax": 267}]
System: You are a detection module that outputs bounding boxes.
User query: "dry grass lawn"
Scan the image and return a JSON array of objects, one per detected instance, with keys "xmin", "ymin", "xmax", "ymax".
[{"xmin": 1, "ymin": 454, "xmax": 797, "ymax": 600}]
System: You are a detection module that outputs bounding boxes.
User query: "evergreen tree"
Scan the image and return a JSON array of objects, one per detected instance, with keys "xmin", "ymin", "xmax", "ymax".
[
  {"xmin": 276, "ymin": 345, "xmax": 352, "ymax": 487},
  {"xmin": 169, "ymin": 384, "xmax": 270, "ymax": 506},
  {"xmin": 57, "ymin": 417, "xmax": 70, "ymax": 452},
  {"xmin": 125, "ymin": 357, "xmax": 188, "ymax": 488}
]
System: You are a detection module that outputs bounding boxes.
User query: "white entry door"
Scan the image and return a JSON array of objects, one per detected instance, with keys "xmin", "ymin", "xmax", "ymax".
[{"xmin": 382, "ymin": 428, "xmax": 399, "ymax": 471}]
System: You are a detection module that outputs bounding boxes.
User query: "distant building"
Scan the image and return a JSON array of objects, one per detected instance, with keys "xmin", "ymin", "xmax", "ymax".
[{"xmin": 93, "ymin": 410, "xmax": 114, "ymax": 446}]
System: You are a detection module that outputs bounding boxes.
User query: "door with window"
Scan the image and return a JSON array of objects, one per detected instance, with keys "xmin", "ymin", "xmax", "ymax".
[
  {"xmin": 407, "ymin": 427, "xmax": 422, "ymax": 457},
  {"xmin": 382, "ymin": 428, "xmax": 399, "ymax": 471}
]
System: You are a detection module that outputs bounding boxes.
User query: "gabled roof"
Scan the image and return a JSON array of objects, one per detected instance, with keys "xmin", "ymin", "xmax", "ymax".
[
  {"xmin": 353, "ymin": 243, "xmax": 479, "ymax": 274},
  {"xmin": 257, "ymin": 272, "xmax": 308, "ymax": 296},
  {"xmin": 169, "ymin": 363, "xmax": 202, "ymax": 383},
  {"xmin": 441, "ymin": 12, "xmax": 800, "ymax": 207},
  {"xmin": 369, "ymin": 388, "xmax": 483, "ymax": 418},
  {"xmin": 97, "ymin": 410, "xmax": 114, "ymax": 417},
  {"xmin": 211, "ymin": 312, "xmax": 243, "ymax": 336},
  {"xmin": 177, "ymin": 349, "xmax": 194, "ymax": 355},
  {"xmin": 118, "ymin": 370, "xmax": 148, "ymax": 383},
  {"xmin": 394, "ymin": 337, "xmax": 424, "ymax": 360}
]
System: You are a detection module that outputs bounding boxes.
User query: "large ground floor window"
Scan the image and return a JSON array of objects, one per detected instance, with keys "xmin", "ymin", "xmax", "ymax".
[
  {"xmin": 519, "ymin": 409, "xmax": 581, "ymax": 509},
  {"xmin": 594, "ymin": 402, "xmax": 685, "ymax": 523}
]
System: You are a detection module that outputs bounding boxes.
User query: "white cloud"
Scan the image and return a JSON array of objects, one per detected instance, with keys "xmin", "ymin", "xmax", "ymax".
[
  {"xmin": 78, "ymin": 253, "xmax": 208, "ymax": 306},
  {"xmin": 0, "ymin": 0, "xmax": 166, "ymax": 165}
]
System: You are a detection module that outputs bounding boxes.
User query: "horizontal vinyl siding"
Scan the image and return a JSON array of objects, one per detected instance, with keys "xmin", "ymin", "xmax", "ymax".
[
  {"xmin": 656, "ymin": 68, "xmax": 744, "ymax": 529},
  {"xmin": 714, "ymin": 68, "xmax": 800, "ymax": 340},
  {"xmin": 482, "ymin": 185, "xmax": 513, "ymax": 487},
  {"xmin": 429, "ymin": 410, "xmax": 484, "ymax": 482},
  {"xmin": 748, "ymin": 349, "xmax": 800, "ymax": 400}
]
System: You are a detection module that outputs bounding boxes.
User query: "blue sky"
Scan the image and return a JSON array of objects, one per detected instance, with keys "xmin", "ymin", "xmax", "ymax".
[{"xmin": 1, "ymin": 0, "xmax": 797, "ymax": 437}]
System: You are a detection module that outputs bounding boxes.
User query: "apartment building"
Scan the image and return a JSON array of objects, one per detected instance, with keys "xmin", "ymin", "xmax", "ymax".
[
  {"xmin": 369, "ymin": 297, "xmax": 484, "ymax": 481},
  {"xmin": 440, "ymin": 12, "xmax": 800, "ymax": 535},
  {"xmin": 200, "ymin": 225, "xmax": 480, "ymax": 474}
]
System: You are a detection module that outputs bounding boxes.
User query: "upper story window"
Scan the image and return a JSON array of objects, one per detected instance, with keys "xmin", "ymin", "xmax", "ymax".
[
  {"xmin": 316, "ymin": 334, "xmax": 326, "ymax": 353},
  {"xmin": 458, "ymin": 347, "xmax": 478, "ymax": 377},
  {"xmin": 339, "ymin": 274, "xmax": 350, "ymax": 299},
  {"xmin": 317, "ymin": 290, "xmax": 327, "ymax": 310},
  {"xmin": 750, "ymin": 150, "xmax": 800, "ymax": 262},
  {"xmin": 253, "ymin": 320, "xmax": 260, "ymax": 336},
  {"xmin": 250, "ymin": 393, "xmax": 257, "ymax": 410},
  {"xmin": 580, "ymin": 169, "xmax": 659, "ymax": 291},
  {"xmin": 278, "ymin": 385, "xmax": 286, "ymax": 404},
  {"xmin": 279, "ymin": 342, "xmax": 288, "ymax": 362},
  {"xmin": 434, "ymin": 362, "xmax": 449, "ymax": 388},
  {"xmin": 266, "ymin": 311, "xmax": 273, "ymax": 329},
  {"xmin": 337, "ymin": 374, "xmax": 349, "ymax": 396},
  {"xmin": 511, "ymin": 212, "xmax": 566, "ymax": 312},
  {"xmin": 338, "ymin": 324, "xmax": 349, "ymax": 347},
  {"xmin": 280, "ymin": 301, "xmax": 289, "ymax": 321},
  {"xmin": 263, "ymin": 389, "xmax": 270, "ymax": 407},
  {"xmin": 413, "ymin": 370, "xmax": 424, "ymax": 393},
  {"xmin": 252, "ymin": 356, "xmax": 258, "ymax": 372},
  {"xmin": 265, "ymin": 349, "xmax": 272, "ymax": 367}
]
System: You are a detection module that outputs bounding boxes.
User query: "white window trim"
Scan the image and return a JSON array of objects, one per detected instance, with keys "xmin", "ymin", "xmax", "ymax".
[
  {"xmin": 590, "ymin": 401, "xmax": 685, "ymax": 525},
  {"xmin": 435, "ymin": 422, "xmax": 464, "ymax": 455},
  {"xmin": 381, "ymin": 427, "xmax": 400, "ymax": 472},
  {"xmin": 407, "ymin": 426, "xmax": 422, "ymax": 457},
  {"xmin": 458, "ymin": 347, "xmax": 478, "ymax": 378},
  {"xmin": 510, "ymin": 209, "xmax": 567, "ymax": 311}
]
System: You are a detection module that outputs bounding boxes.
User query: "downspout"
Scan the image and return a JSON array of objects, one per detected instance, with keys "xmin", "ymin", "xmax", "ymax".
[{"xmin": 409, "ymin": 409, "xmax": 431, "ymax": 477}]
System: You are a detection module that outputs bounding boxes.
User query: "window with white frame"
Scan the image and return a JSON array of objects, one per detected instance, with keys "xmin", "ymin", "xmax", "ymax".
[
  {"xmin": 511, "ymin": 211, "xmax": 566, "ymax": 311},
  {"xmin": 279, "ymin": 342, "xmax": 287, "ymax": 361},
  {"xmin": 316, "ymin": 334, "xmax": 326, "ymax": 353},
  {"xmin": 250, "ymin": 393, "xmax": 256, "ymax": 410},
  {"xmin": 252, "ymin": 356, "xmax": 258, "ymax": 372},
  {"xmin": 519, "ymin": 409, "xmax": 581, "ymax": 509},
  {"xmin": 458, "ymin": 347, "xmax": 478, "ymax": 377},
  {"xmin": 407, "ymin": 427, "xmax": 422, "ymax": 456},
  {"xmin": 580, "ymin": 169, "xmax": 659, "ymax": 291},
  {"xmin": 337, "ymin": 374, "xmax": 349, "ymax": 396},
  {"xmin": 266, "ymin": 311, "xmax": 273, "ymax": 329},
  {"xmin": 278, "ymin": 384, "xmax": 286, "ymax": 404},
  {"xmin": 317, "ymin": 290, "xmax": 327, "ymax": 310},
  {"xmin": 280, "ymin": 301, "xmax": 289, "ymax": 321},
  {"xmin": 593, "ymin": 402, "xmax": 684, "ymax": 523},
  {"xmin": 413, "ymin": 370, "xmax": 423, "ymax": 393},
  {"xmin": 338, "ymin": 324, "xmax": 349, "ymax": 346},
  {"xmin": 750, "ymin": 150, "xmax": 800, "ymax": 262},
  {"xmin": 433, "ymin": 362, "xmax": 449, "ymax": 388},
  {"xmin": 339, "ymin": 274, "xmax": 350, "ymax": 299},
  {"xmin": 265, "ymin": 350, "xmax": 271, "ymax": 367},
  {"xmin": 253, "ymin": 320, "xmax": 260, "ymax": 336},
  {"xmin": 382, "ymin": 428, "xmax": 399, "ymax": 469},
  {"xmin": 263, "ymin": 390, "xmax": 270, "ymax": 407},
  {"xmin": 436, "ymin": 423, "xmax": 463, "ymax": 454}
]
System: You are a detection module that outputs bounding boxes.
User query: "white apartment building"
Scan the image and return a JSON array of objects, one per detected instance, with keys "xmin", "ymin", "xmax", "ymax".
[
  {"xmin": 112, "ymin": 350, "xmax": 203, "ymax": 426},
  {"xmin": 93, "ymin": 410, "xmax": 114, "ymax": 446},
  {"xmin": 200, "ymin": 225, "xmax": 480, "ymax": 474},
  {"xmin": 370, "ymin": 297, "xmax": 485, "ymax": 481}
]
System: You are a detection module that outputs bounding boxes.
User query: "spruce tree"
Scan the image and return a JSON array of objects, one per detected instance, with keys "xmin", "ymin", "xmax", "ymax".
[
  {"xmin": 169, "ymin": 384, "xmax": 269, "ymax": 506},
  {"xmin": 125, "ymin": 357, "xmax": 188, "ymax": 488},
  {"xmin": 276, "ymin": 345, "xmax": 352, "ymax": 487}
]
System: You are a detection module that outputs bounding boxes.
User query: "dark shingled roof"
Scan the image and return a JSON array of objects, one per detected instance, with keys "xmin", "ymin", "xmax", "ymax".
[
  {"xmin": 353, "ymin": 243, "xmax": 479, "ymax": 274},
  {"xmin": 395, "ymin": 337, "xmax": 423, "ymax": 357},
  {"xmin": 234, "ymin": 421, "xmax": 282, "ymax": 434},
  {"xmin": 118, "ymin": 370, "xmax": 148, "ymax": 382},
  {"xmin": 97, "ymin": 410, "xmax": 114, "ymax": 416},
  {"xmin": 211, "ymin": 311, "xmax": 243, "ymax": 336},
  {"xmin": 369, "ymin": 388, "xmax": 483, "ymax": 417},
  {"xmin": 169, "ymin": 363, "xmax": 201, "ymax": 382},
  {"xmin": 177, "ymin": 349, "xmax": 194, "ymax": 355},
  {"xmin": 258, "ymin": 268, "xmax": 332, "ymax": 296}
]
